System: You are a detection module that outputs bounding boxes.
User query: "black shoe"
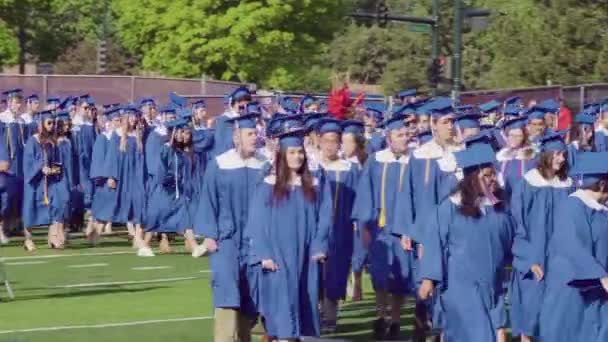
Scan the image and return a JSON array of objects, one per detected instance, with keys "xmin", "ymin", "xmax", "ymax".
[
  {"xmin": 386, "ymin": 322, "xmax": 401, "ymax": 340},
  {"xmin": 372, "ymin": 318, "xmax": 387, "ymax": 340}
]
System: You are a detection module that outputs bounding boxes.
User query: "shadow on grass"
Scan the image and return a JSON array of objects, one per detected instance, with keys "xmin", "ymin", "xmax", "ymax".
[{"xmin": 2, "ymin": 285, "xmax": 168, "ymax": 302}]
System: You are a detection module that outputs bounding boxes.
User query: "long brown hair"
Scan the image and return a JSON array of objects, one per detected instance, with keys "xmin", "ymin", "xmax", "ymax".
[
  {"xmin": 569, "ymin": 122, "xmax": 596, "ymax": 151},
  {"xmin": 271, "ymin": 148, "xmax": 316, "ymax": 204},
  {"xmin": 354, "ymin": 134, "xmax": 368, "ymax": 165},
  {"xmin": 118, "ymin": 116, "xmax": 144, "ymax": 153},
  {"xmin": 38, "ymin": 120, "xmax": 56, "ymax": 146},
  {"xmin": 456, "ymin": 167, "xmax": 506, "ymax": 218},
  {"xmin": 537, "ymin": 151, "xmax": 569, "ymax": 181}
]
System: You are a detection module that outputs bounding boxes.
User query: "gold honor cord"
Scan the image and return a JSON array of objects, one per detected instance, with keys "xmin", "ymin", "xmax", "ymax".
[
  {"xmin": 378, "ymin": 162, "xmax": 388, "ymax": 229},
  {"xmin": 6, "ymin": 128, "xmax": 12, "ymax": 160},
  {"xmin": 398, "ymin": 161, "xmax": 406, "ymax": 192},
  {"xmin": 424, "ymin": 158, "xmax": 431, "ymax": 185}
]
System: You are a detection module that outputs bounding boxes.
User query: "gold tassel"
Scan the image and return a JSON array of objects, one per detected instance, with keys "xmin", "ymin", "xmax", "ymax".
[
  {"xmin": 378, "ymin": 162, "xmax": 388, "ymax": 228},
  {"xmin": 424, "ymin": 158, "xmax": 431, "ymax": 185}
]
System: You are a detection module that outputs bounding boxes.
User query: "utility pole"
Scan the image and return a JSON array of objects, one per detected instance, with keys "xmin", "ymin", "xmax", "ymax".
[
  {"xmin": 431, "ymin": 0, "xmax": 440, "ymax": 96},
  {"xmin": 452, "ymin": 0, "xmax": 463, "ymax": 101}
]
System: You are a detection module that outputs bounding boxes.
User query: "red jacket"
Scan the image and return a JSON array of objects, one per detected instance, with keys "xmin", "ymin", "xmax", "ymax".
[{"xmin": 557, "ymin": 105, "xmax": 572, "ymax": 130}]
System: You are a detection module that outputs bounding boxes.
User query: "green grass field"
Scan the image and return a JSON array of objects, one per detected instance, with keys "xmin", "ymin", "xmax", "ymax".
[{"xmin": 0, "ymin": 229, "xmax": 416, "ymax": 342}]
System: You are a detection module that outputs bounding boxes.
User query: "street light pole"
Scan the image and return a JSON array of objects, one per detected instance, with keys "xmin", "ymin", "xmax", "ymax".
[
  {"xmin": 431, "ymin": 0, "xmax": 439, "ymax": 96},
  {"xmin": 453, "ymin": 0, "xmax": 463, "ymax": 102}
]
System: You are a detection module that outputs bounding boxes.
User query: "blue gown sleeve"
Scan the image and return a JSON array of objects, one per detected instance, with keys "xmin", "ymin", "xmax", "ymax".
[
  {"xmin": 419, "ymin": 204, "xmax": 448, "ymax": 284},
  {"xmin": 101, "ymin": 135, "xmax": 120, "ymax": 180},
  {"xmin": 510, "ymin": 181, "xmax": 535, "ymax": 274},
  {"xmin": 311, "ymin": 177, "xmax": 333, "ymax": 257},
  {"xmin": 194, "ymin": 159, "xmax": 220, "ymax": 239},
  {"xmin": 351, "ymin": 159, "xmax": 376, "ymax": 227},
  {"xmin": 244, "ymin": 184, "xmax": 273, "ymax": 264},
  {"xmin": 393, "ymin": 162, "xmax": 415, "ymax": 239},
  {"xmin": 23, "ymin": 138, "xmax": 44, "ymax": 185}
]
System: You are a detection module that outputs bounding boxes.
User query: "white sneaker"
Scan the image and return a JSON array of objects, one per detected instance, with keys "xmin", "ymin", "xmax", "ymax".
[
  {"xmin": 0, "ymin": 236, "xmax": 9, "ymax": 245},
  {"xmin": 137, "ymin": 247, "xmax": 155, "ymax": 257},
  {"xmin": 191, "ymin": 244, "xmax": 208, "ymax": 258}
]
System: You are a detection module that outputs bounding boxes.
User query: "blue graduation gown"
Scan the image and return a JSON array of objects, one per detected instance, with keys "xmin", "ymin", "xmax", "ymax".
[
  {"xmin": 22, "ymin": 136, "xmax": 70, "ymax": 228},
  {"xmin": 566, "ymin": 141, "xmax": 593, "ymax": 170},
  {"xmin": 212, "ymin": 113, "xmax": 237, "ymax": 156},
  {"xmin": 57, "ymin": 137, "xmax": 79, "ymax": 221},
  {"xmin": 245, "ymin": 174, "xmax": 332, "ymax": 339},
  {"xmin": 96, "ymin": 133, "xmax": 147, "ymax": 224},
  {"xmin": 348, "ymin": 158, "xmax": 368, "ymax": 273},
  {"xmin": 539, "ymin": 191, "xmax": 608, "ymax": 342},
  {"xmin": 90, "ymin": 132, "xmax": 115, "ymax": 221},
  {"xmin": 195, "ymin": 149, "xmax": 267, "ymax": 316},
  {"xmin": 420, "ymin": 194, "xmax": 514, "ymax": 342},
  {"xmin": 72, "ymin": 124, "xmax": 97, "ymax": 208},
  {"xmin": 496, "ymin": 147, "xmax": 537, "ymax": 201},
  {"xmin": 351, "ymin": 148, "xmax": 416, "ymax": 295},
  {"xmin": 594, "ymin": 128, "xmax": 608, "ymax": 152},
  {"xmin": 144, "ymin": 128, "xmax": 168, "ymax": 184},
  {"xmin": 509, "ymin": 169, "xmax": 574, "ymax": 337},
  {"xmin": 366, "ymin": 131, "xmax": 386, "ymax": 155},
  {"xmin": 146, "ymin": 145, "xmax": 200, "ymax": 233},
  {"xmin": 320, "ymin": 159, "xmax": 359, "ymax": 301},
  {"xmin": 0, "ymin": 141, "xmax": 12, "ymax": 217},
  {"xmin": 0, "ymin": 119, "xmax": 25, "ymax": 219}
]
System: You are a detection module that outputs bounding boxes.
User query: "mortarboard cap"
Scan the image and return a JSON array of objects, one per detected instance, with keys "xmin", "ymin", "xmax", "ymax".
[
  {"xmin": 454, "ymin": 143, "xmax": 496, "ymax": 170},
  {"xmin": 192, "ymin": 99, "xmax": 206, "ymax": 109},
  {"xmin": 502, "ymin": 104, "xmax": 523, "ymax": 117},
  {"xmin": 365, "ymin": 107, "xmax": 384, "ymax": 122},
  {"xmin": 26, "ymin": 94, "xmax": 39, "ymax": 102},
  {"xmin": 504, "ymin": 96, "xmax": 522, "ymax": 107},
  {"xmin": 417, "ymin": 129, "xmax": 433, "ymax": 144},
  {"xmin": 454, "ymin": 113, "xmax": 482, "ymax": 129},
  {"xmin": 539, "ymin": 130, "xmax": 568, "ymax": 152},
  {"xmin": 277, "ymin": 124, "xmax": 307, "ymax": 148},
  {"xmin": 398, "ymin": 88, "xmax": 416, "ymax": 98},
  {"xmin": 341, "ymin": 120, "xmax": 365, "ymax": 136},
  {"xmin": 229, "ymin": 87, "xmax": 252, "ymax": 103},
  {"xmin": 2, "ymin": 88, "xmax": 22, "ymax": 98},
  {"xmin": 193, "ymin": 129, "xmax": 215, "ymax": 152},
  {"xmin": 501, "ymin": 117, "xmax": 527, "ymax": 131},
  {"xmin": 160, "ymin": 104, "xmax": 177, "ymax": 114},
  {"xmin": 526, "ymin": 107, "xmax": 547, "ymax": 120},
  {"xmin": 139, "ymin": 97, "xmax": 156, "ymax": 107},
  {"xmin": 266, "ymin": 113, "xmax": 288, "ymax": 137},
  {"xmin": 315, "ymin": 118, "xmax": 343, "ymax": 135},
  {"xmin": 246, "ymin": 102, "xmax": 262, "ymax": 115},
  {"xmin": 298, "ymin": 95, "xmax": 316, "ymax": 113},
  {"xmin": 227, "ymin": 113, "xmax": 259, "ymax": 129},
  {"xmin": 35, "ymin": 110, "xmax": 55, "ymax": 122},
  {"xmin": 121, "ymin": 105, "xmax": 142, "ymax": 117},
  {"xmin": 538, "ymin": 98, "xmax": 560, "ymax": 113},
  {"xmin": 569, "ymin": 152, "xmax": 608, "ymax": 187},
  {"xmin": 55, "ymin": 110, "xmax": 71, "ymax": 121},
  {"xmin": 165, "ymin": 117, "xmax": 189, "ymax": 130},
  {"xmin": 303, "ymin": 113, "xmax": 325, "ymax": 130},
  {"xmin": 169, "ymin": 92, "xmax": 187, "ymax": 109},
  {"xmin": 381, "ymin": 113, "xmax": 413, "ymax": 132},
  {"xmin": 46, "ymin": 97, "xmax": 61, "ymax": 105},
  {"xmin": 478, "ymin": 100, "xmax": 501, "ymax": 113},
  {"xmin": 575, "ymin": 114, "xmax": 596, "ymax": 126},
  {"xmin": 179, "ymin": 108, "xmax": 193, "ymax": 120}
]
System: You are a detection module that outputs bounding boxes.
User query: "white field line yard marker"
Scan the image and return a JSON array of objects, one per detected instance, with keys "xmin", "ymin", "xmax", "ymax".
[
  {"xmin": 0, "ymin": 316, "xmax": 214, "ymax": 335},
  {"xmin": 67, "ymin": 263, "xmax": 109, "ymax": 269},
  {"xmin": 50, "ymin": 276, "xmax": 200, "ymax": 289},
  {"xmin": 2, "ymin": 251, "xmax": 132, "ymax": 261},
  {"xmin": 131, "ymin": 266, "xmax": 172, "ymax": 271},
  {"xmin": 5, "ymin": 261, "xmax": 49, "ymax": 266}
]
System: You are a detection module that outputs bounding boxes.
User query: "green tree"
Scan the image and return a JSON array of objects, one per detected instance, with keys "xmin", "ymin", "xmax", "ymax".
[
  {"xmin": 112, "ymin": 0, "xmax": 350, "ymax": 90},
  {"xmin": 0, "ymin": 19, "xmax": 18, "ymax": 69}
]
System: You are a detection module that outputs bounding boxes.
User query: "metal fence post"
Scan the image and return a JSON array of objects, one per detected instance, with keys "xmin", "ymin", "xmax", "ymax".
[
  {"xmin": 201, "ymin": 74, "xmax": 207, "ymax": 95},
  {"xmin": 579, "ymin": 85, "xmax": 585, "ymax": 112},
  {"xmin": 130, "ymin": 76, "xmax": 136, "ymax": 102},
  {"xmin": 42, "ymin": 75, "xmax": 48, "ymax": 101}
]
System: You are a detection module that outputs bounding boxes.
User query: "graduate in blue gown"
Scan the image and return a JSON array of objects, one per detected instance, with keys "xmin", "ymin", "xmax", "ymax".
[
  {"xmin": 0, "ymin": 89, "xmax": 26, "ymax": 227},
  {"xmin": 526, "ymin": 108, "xmax": 550, "ymax": 145},
  {"xmin": 351, "ymin": 113, "xmax": 418, "ymax": 340},
  {"xmin": 96, "ymin": 106, "xmax": 147, "ymax": 253},
  {"xmin": 393, "ymin": 102, "xmax": 462, "ymax": 339},
  {"xmin": 245, "ymin": 122, "xmax": 332, "ymax": 341},
  {"xmin": 496, "ymin": 117, "xmax": 537, "ymax": 200},
  {"xmin": 22, "ymin": 111, "xmax": 70, "ymax": 251},
  {"xmin": 567, "ymin": 113, "xmax": 596, "ymax": 168},
  {"xmin": 55, "ymin": 111, "xmax": 79, "ymax": 237},
  {"xmin": 194, "ymin": 113, "xmax": 268, "ymax": 341},
  {"xmin": 313, "ymin": 118, "xmax": 359, "ymax": 333},
  {"xmin": 538, "ymin": 152, "xmax": 608, "ymax": 342},
  {"xmin": 340, "ymin": 120, "xmax": 369, "ymax": 302},
  {"xmin": 0, "ymin": 140, "xmax": 11, "ymax": 244},
  {"xmin": 363, "ymin": 108, "xmax": 386, "ymax": 154},
  {"xmin": 213, "ymin": 87, "xmax": 252, "ymax": 156},
  {"xmin": 509, "ymin": 131, "xmax": 574, "ymax": 340},
  {"xmin": 418, "ymin": 142, "xmax": 514, "ymax": 342},
  {"xmin": 21, "ymin": 94, "xmax": 39, "ymax": 141},
  {"xmin": 89, "ymin": 108, "xmax": 120, "ymax": 241},
  {"xmin": 594, "ymin": 103, "xmax": 608, "ymax": 152},
  {"xmin": 144, "ymin": 118, "xmax": 199, "ymax": 253}
]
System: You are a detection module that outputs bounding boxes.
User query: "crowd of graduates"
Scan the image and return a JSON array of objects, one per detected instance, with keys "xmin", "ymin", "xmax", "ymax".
[{"xmin": 0, "ymin": 85, "xmax": 608, "ymax": 342}]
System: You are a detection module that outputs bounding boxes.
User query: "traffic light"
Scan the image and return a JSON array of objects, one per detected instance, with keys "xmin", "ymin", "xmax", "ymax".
[
  {"xmin": 428, "ymin": 57, "xmax": 443, "ymax": 88},
  {"xmin": 97, "ymin": 40, "xmax": 107, "ymax": 74},
  {"xmin": 377, "ymin": 0, "xmax": 389, "ymax": 27}
]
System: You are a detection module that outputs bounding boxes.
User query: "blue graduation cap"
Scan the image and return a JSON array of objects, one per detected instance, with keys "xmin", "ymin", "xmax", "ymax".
[
  {"xmin": 538, "ymin": 98, "xmax": 560, "ymax": 113},
  {"xmin": 575, "ymin": 114, "xmax": 596, "ymax": 126},
  {"xmin": 502, "ymin": 104, "xmax": 522, "ymax": 117},
  {"xmin": 526, "ymin": 107, "xmax": 547, "ymax": 120},
  {"xmin": 26, "ymin": 94, "xmax": 39, "ymax": 102},
  {"xmin": 455, "ymin": 105, "xmax": 478, "ymax": 115},
  {"xmin": 121, "ymin": 105, "xmax": 142, "ymax": 117},
  {"xmin": 229, "ymin": 87, "xmax": 251, "ymax": 103},
  {"xmin": 364, "ymin": 101, "xmax": 387, "ymax": 114},
  {"xmin": 454, "ymin": 143, "xmax": 496, "ymax": 170},
  {"xmin": 58, "ymin": 96, "xmax": 76, "ymax": 110},
  {"xmin": 276, "ymin": 123, "xmax": 307, "ymax": 148},
  {"xmin": 169, "ymin": 92, "xmax": 187, "ymax": 108},
  {"xmin": 159, "ymin": 104, "xmax": 177, "ymax": 114},
  {"xmin": 2, "ymin": 88, "xmax": 22, "ymax": 98},
  {"xmin": 192, "ymin": 129, "xmax": 214, "ymax": 152},
  {"xmin": 539, "ymin": 130, "xmax": 568, "ymax": 152},
  {"xmin": 462, "ymin": 131, "xmax": 494, "ymax": 148},
  {"xmin": 478, "ymin": 100, "xmax": 501, "ymax": 113},
  {"xmin": 165, "ymin": 117, "xmax": 189, "ymax": 130},
  {"xmin": 394, "ymin": 103, "xmax": 417, "ymax": 116},
  {"xmin": 192, "ymin": 99, "xmax": 206, "ymax": 109},
  {"xmin": 179, "ymin": 108, "xmax": 193, "ymax": 120},
  {"xmin": 365, "ymin": 107, "xmax": 384, "ymax": 122},
  {"xmin": 303, "ymin": 113, "xmax": 325, "ymax": 131},
  {"xmin": 397, "ymin": 88, "xmax": 416, "ymax": 99},
  {"xmin": 55, "ymin": 110, "xmax": 71, "ymax": 122},
  {"xmin": 139, "ymin": 97, "xmax": 156, "ymax": 107},
  {"xmin": 46, "ymin": 97, "xmax": 61, "ymax": 105},
  {"xmin": 226, "ymin": 113, "xmax": 259, "ymax": 129},
  {"xmin": 105, "ymin": 108, "xmax": 121, "ymax": 120},
  {"xmin": 504, "ymin": 96, "xmax": 522, "ymax": 107},
  {"xmin": 454, "ymin": 113, "xmax": 482, "ymax": 129},
  {"xmin": 569, "ymin": 152, "xmax": 608, "ymax": 187},
  {"xmin": 279, "ymin": 96, "xmax": 298, "ymax": 114},
  {"xmin": 246, "ymin": 102, "xmax": 262, "ymax": 115},
  {"xmin": 427, "ymin": 97, "xmax": 454, "ymax": 118},
  {"xmin": 266, "ymin": 113, "xmax": 288, "ymax": 137},
  {"xmin": 315, "ymin": 118, "xmax": 342, "ymax": 135},
  {"xmin": 417, "ymin": 129, "xmax": 433, "ymax": 144},
  {"xmin": 341, "ymin": 120, "xmax": 365, "ymax": 136},
  {"xmin": 298, "ymin": 95, "xmax": 316, "ymax": 112},
  {"xmin": 35, "ymin": 110, "xmax": 55, "ymax": 122},
  {"xmin": 501, "ymin": 117, "xmax": 527, "ymax": 131},
  {"xmin": 381, "ymin": 113, "xmax": 412, "ymax": 132}
]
